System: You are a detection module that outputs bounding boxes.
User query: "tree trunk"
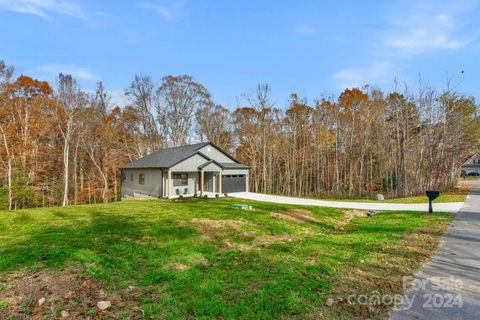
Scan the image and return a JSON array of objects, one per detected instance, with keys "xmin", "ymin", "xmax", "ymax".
[{"xmin": 0, "ymin": 125, "xmax": 13, "ymax": 210}]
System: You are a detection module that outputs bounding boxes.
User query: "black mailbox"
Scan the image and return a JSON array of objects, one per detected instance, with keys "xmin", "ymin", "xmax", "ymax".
[{"xmin": 426, "ymin": 190, "xmax": 440, "ymax": 213}]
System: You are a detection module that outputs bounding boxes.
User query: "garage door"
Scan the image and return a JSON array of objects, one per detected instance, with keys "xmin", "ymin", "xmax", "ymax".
[{"xmin": 222, "ymin": 175, "xmax": 246, "ymax": 193}]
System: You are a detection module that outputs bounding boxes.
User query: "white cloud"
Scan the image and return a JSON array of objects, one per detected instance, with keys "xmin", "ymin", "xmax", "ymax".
[
  {"xmin": 140, "ymin": 1, "xmax": 186, "ymax": 19},
  {"xmin": 154, "ymin": 6, "xmax": 171, "ymax": 18},
  {"xmin": 295, "ymin": 24, "xmax": 316, "ymax": 35},
  {"xmin": 0, "ymin": 0, "xmax": 86, "ymax": 20},
  {"xmin": 334, "ymin": 62, "xmax": 393, "ymax": 89},
  {"xmin": 383, "ymin": 3, "xmax": 477, "ymax": 54},
  {"xmin": 386, "ymin": 30, "xmax": 470, "ymax": 51},
  {"xmin": 36, "ymin": 64, "xmax": 97, "ymax": 81},
  {"xmin": 141, "ymin": 2, "xmax": 172, "ymax": 18},
  {"xmin": 332, "ymin": 1, "xmax": 478, "ymax": 90}
]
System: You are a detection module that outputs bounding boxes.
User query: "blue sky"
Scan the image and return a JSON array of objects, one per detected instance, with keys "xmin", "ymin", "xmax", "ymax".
[{"xmin": 1, "ymin": 0, "xmax": 479, "ymax": 108}]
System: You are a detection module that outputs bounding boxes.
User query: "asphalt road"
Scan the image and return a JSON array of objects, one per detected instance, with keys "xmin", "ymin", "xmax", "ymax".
[{"xmin": 390, "ymin": 182, "xmax": 480, "ymax": 320}]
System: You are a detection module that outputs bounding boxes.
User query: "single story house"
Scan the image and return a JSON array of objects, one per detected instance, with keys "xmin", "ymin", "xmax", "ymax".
[
  {"xmin": 120, "ymin": 142, "xmax": 249, "ymax": 198},
  {"xmin": 461, "ymin": 153, "xmax": 480, "ymax": 176}
]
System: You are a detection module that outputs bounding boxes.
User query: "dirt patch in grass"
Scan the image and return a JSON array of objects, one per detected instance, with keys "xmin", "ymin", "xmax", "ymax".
[
  {"xmin": 0, "ymin": 269, "xmax": 100, "ymax": 318},
  {"xmin": 225, "ymin": 230, "xmax": 321, "ymax": 252},
  {"xmin": 190, "ymin": 218, "xmax": 249, "ymax": 238},
  {"xmin": 254, "ymin": 233, "xmax": 299, "ymax": 246},
  {"xmin": 165, "ymin": 263, "xmax": 190, "ymax": 271},
  {"xmin": 0, "ymin": 269, "xmax": 144, "ymax": 319},
  {"xmin": 345, "ymin": 209, "xmax": 369, "ymax": 219},
  {"xmin": 272, "ymin": 208, "xmax": 320, "ymax": 224},
  {"xmin": 163, "ymin": 253, "xmax": 211, "ymax": 271},
  {"xmin": 190, "ymin": 217, "xmax": 304, "ymax": 251},
  {"xmin": 222, "ymin": 240, "xmax": 254, "ymax": 251},
  {"xmin": 328, "ymin": 210, "xmax": 371, "ymax": 230},
  {"xmin": 222, "ymin": 234, "xmax": 299, "ymax": 252},
  {"xmin": 273, "ymin": 207, "xmax": 370, "ymax": 229}
]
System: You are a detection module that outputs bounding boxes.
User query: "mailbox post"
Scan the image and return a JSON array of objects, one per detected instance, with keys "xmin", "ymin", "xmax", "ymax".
[{"xmin": 426, "ymin": 190, "xmax": 440, "ymax": 213}]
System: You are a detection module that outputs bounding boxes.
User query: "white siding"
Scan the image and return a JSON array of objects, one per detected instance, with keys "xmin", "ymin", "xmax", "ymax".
[
  {"xmin": 198, "ymin": 145, "xmax": 235, "ymax": 163},
  {"xmin": 170, "ymin": 154, "xmax": 209, "ymax": 171},
  {"xmin": 202, "ymin": 162, "xmax": 222, "ymax": 172}
]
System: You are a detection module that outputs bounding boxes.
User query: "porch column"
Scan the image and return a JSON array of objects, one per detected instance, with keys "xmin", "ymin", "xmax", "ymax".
[
  {"xmin": 218, "ymin": 171, "xmax": 222, "ymax": 194},
  {"xmin": 167, "ymin": 170, "xmax": 171, "ymax": 198},
  {"xmin": 200, "ymin": 170, "xmax": 204, "ymax": 195}
]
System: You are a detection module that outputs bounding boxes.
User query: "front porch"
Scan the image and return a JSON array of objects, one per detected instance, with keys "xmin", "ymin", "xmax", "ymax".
[
  {"xmin": 168, "ymin": 192, "xmax": 225, "ymax": 199},
  {"xmin": 164, "ymin": 169, "xmax": 223, "ymax": 198}
]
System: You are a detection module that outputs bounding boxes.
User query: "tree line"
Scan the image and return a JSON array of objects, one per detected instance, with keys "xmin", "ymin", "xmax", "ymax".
[{"xmin": 0, "ymin": 60, "xmax": 479, "ymax": 209}]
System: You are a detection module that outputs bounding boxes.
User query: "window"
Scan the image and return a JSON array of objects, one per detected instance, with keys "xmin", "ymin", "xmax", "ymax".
[
  {"xmin": 130, "ymin": 173, "xmax": 134, "ymax": 181},
  {"xmin": 139, "ymin": 173, "xmax": 145, "ymax": 185},
  {"xmin": 121, "ymin": 173, "xmax": 126, "ymax": 182},
  {"xmin": 173, "ymin": 173, "xmax": 188, "ymax": 186}
]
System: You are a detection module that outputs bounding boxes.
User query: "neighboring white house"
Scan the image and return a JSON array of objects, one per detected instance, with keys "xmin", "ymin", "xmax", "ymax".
[
  {"xmin": 120, "ymin": 142, "xmax": 249, "ymax": 198},
  {"xmin": 461, "ymin": 154, "xmax": 480, "ymax": 175}
]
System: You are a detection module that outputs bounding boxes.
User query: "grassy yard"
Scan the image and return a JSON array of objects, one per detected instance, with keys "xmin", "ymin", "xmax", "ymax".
[
  {"xmin": 378, "ymin": 193, "xmax": 466, "ymax": 203},
  {"xmin": 315, "ymin": 192, "xmax": 467, "ymax": 203},
  {"xmin": 0, "ymin": 198, "xmax": 451, "ymax": 319}
]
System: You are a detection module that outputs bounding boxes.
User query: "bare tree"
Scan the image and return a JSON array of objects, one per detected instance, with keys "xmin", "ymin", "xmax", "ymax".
[
  {"xmin": 93, "ymin": 81, "xmax": 111, "ymax": 115},
  {"xmin": 56, "ymin": 74, "xmax": 87, "ymax": 206},
  {"xmin": 0, "ymin": 61, "xmax": 13, "ymax": 209},
  {"xmin": 156, "ymin": 75, "xmax": 211, "ymax": 147},
  {"xmin": 244, "ymin": 84, "xmax": 275, "ymax": 193},
  {"xmin": 78, "ymin": 107, "xmax": 110, "ymax": 202},
  {"xmin": 0, "ymin": 125, "xmax": 12, "ymax": 210},
  {"xmin": 195, "ymin": 103, "xmax": 233, "ymax": 151},
  {"xmin": 125, "ymin": 75, "xmax": 161, "ymax": 152},
  {"xmin": 0, "ymin": 60, "xmax": 14, "ymax": 85}
]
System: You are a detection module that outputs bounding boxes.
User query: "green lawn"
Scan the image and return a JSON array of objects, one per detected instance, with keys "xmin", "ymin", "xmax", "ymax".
[
  {"xmin": 0, "ymin": 199, "xmax": 451, "ymax": 319},
  {"xmin": 315, "ymin": 192, "xmax": 467, "ymax": 203},
  {"xmin": 378, "ymin": 193, "xmax": 466, "ymax": 203}
]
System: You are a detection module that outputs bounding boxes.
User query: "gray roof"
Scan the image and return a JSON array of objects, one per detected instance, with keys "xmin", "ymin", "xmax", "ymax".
[
  {"xmin": 198, "ymin": 159, "xmax": 222, "ymax": 169},
  {"xmin": 121, "ymin": 142, "xmax": 209, "ymax": 169},
  {"xmin": 220, "ymin": 162, "xmax": 250, "ymax": 169},
  {"xmin": 121, "ymin": 142, "xmax": 248, "ymax": 169}
]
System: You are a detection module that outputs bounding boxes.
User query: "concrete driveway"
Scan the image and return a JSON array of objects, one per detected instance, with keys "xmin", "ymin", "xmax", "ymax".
[
  {"xmin": 390, "ymin": 184, "xmax": 480, "ymax": 319},
  {"xmin": 229, "ymin": 192, "xmax": 463, "ymax": 213}
]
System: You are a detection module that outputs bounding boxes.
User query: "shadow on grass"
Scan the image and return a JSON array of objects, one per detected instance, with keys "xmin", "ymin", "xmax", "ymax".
[{"xmin": 0, "ymin": 211, "xmax": 206, "ymax": 283}]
